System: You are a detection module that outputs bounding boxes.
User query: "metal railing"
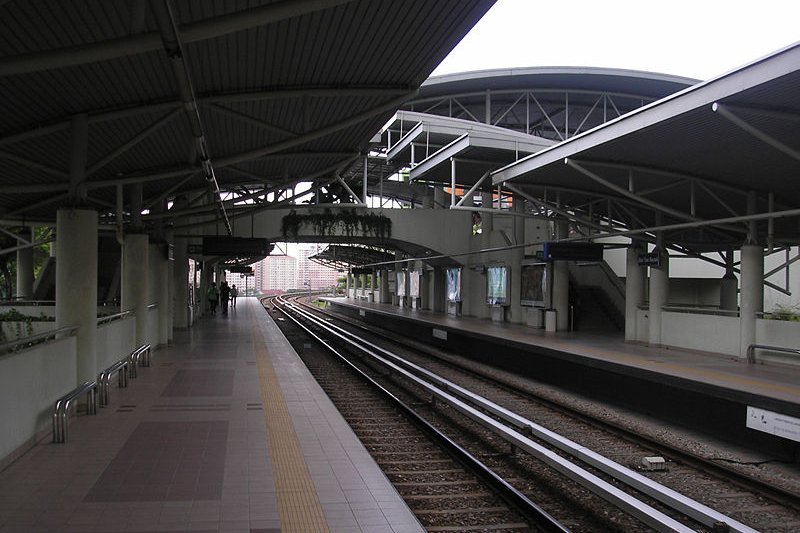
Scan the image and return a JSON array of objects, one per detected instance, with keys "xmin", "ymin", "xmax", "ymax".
[
  {"xmin": 0, "ymin": 299, "xmax": 56, "ymax": 306},
  {"xmin": 129, "ymin": 344, "xmax": 151, "ymax": 378},
  {"xmin": 0, "ymin": 325, "xmax": 77, "ymax": 355},
  {"xmin": 98, "ymin": 358, "xmax": 130, "ymax": 407},
  {"xmin": 661, "ymin": 305, "xmax": 739, "ymax": 317},
  {"xmin": 96, "ymin": 310, "xmax": 133, "ymax": 326},
  {"xmin": 747, "ymin": 344, "xmax": 800, "ymax": 364},
  {"xmin": 53, "ymin": 343, "xmax": 153, "ymax": 443},
  {"xmin": 52, "ymin": 380, "xmax": 97, "ymax": 443}
]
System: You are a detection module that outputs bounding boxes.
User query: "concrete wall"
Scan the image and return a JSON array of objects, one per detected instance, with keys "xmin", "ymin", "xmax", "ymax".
[
  {"xmin": 755, "ymin": 319, "xmax": 800, "ymax": 365},
  {"xmin": 146, "ymin": 306, "xmax": 159, "ymax": 348},
  {"xmin": 661, "ymin": 312, "xmax": 741, "ymax": 356},
  {"xmin": 635, "ymin": 310, "xmax": 799, "ymax": 365},
  {"xmin": 96, "ymin": 317, "xmax": 136, "ymax": 370},
  {"xmin": 0, "ymin": 336, "xmax": 77, "ymax": 462}
]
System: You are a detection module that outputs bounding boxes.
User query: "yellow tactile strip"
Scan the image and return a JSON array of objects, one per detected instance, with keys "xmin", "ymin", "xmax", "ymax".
[{"xmin": 253, "ymin": 327, "xmax": 330, "ymax": 533}]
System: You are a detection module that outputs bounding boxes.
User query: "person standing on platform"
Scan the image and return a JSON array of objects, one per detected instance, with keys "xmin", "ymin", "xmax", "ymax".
[
  {"xmin": 230, "ymin": 284, "xmax": 238, "ymax": 309},
  {"xmin": 207, "ymin": 282, "xmax": 219, "ymax": 315},
  {"xmin": 220, "ymin": 280, "xmax": 231, "ymax": 315}
]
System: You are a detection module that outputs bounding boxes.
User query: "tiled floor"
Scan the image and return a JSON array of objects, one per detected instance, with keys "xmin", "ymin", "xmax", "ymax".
[{"xmin": 0, "ymin": 298, "xmax": 423, "ymax": 533}]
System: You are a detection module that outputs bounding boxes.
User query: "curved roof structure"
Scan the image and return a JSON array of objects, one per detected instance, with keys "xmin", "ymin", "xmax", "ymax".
[
  {"xmin": 492, "ymin": 43, "xmax": 800, "ymax": 251},
  {"xmin": 402, "ymin": 66, "xmax": 697, "ymax": 141},
  {"xmin": 0, "ymin": 0, "xmax": 495, "ymax": 230}
]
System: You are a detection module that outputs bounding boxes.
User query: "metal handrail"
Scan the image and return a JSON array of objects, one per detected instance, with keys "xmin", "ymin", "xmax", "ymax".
[
  {"xmin": 747, "ymin": 344, "xmax": 800, "ymax": 364},
  {"xmin": 662, "ymin": 305, "xmax": 739, "ymax": 317},
  {"xmin": 128, "ymin": 344, "xmax": 152, "ymax": 378},
  {"xmin": 52, "ymin": 380, "xmax": 97, "ymax": 443},
  {"xmin": 0, "ymin": 300, "xmax": 56, "ymax": 306},
  {"xmin": 0, "ymin": 325, "xmax": 78, "ymax": 355},
  {"xmin": 96, "ymin": 310, "xmax": 133, "ymax": 325},
  {"xmin": 98, "ymin": 358, "xmax": 130, "ymax": 407}
]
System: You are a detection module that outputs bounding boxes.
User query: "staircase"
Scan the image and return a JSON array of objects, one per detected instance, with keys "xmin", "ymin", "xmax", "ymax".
[{"xmin": 570, "ymin": 285, "xmax": 624, "ymax": 332}]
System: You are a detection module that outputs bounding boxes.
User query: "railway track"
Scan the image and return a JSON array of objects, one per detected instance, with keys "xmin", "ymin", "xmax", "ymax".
[{"xmin": 266, "ymin": 296, "xmax": 800, "ymax": 531}]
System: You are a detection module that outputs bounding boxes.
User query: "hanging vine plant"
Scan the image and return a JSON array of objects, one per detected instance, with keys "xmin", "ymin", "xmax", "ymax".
[{"xmin": 281, "ymin": 209, "xmax": 392, "ymax": 241}]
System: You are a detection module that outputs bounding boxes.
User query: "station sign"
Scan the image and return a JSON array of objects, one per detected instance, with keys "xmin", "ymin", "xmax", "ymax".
[
  {"xmin": 187, "ymin": 237, "xmax": 272, "ymax": 256},
  {"xmin": 637, "ymin": 252, "xmax": 662, "ymax": 267},
  {"xmin": 542, "ymin": 242, "xmax": 603, "ymax": 262},
  {"xmin": 228, "ymin": 265, "xmax": 253, "ymax": 274}
]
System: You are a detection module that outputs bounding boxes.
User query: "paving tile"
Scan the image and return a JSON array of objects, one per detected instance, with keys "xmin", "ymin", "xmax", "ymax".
[{"xmin": 0, "ymin": 299, "xmax": 422, "ymax": 533}]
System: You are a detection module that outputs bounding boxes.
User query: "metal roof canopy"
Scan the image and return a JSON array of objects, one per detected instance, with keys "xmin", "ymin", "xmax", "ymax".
[
  {"xmin": 0, "ymin": 0, "xmax": 495, "ymax": 233},
  {"xmin": 309, "ymin": 244, "xmax": 395, "ymax": 270},
  {"xmin": 492, "ymin": 43, "xmax": 800, "ymax": 251},
  {"xmin": 410, "ymin": 131, "xmax": 552, "ymax": 185}
]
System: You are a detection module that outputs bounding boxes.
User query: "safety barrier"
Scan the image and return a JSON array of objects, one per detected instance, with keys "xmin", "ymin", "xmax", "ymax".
[
  {"xmin": 128, "ymin": 344, "xmax": 151, "ymax": 378},
  {"xmin": 52, "ymin": 381, "xmax": 97, "ymax": 443},
  {"xmin": 53, "ymin": 343, "xmax": 152, "ymax": 443},
  {"xmin": 98, "ymin": 358, "xmax": 129, "ymax": 407},
  {"xmin": 747, "ymin": 344, "xmax": 800, "ymax": 364}
]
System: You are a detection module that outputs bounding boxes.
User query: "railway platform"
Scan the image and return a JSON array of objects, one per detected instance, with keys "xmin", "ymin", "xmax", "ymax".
[
  {"xmin": 324, "ymin": 297, "xmax": 800, "ymax": 458},
  {"xmin": 0, "ymin": 297, "xmax": 423, "ymax": 533}
]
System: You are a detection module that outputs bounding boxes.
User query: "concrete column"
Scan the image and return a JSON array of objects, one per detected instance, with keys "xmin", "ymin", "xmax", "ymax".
[
  {"xmin": 553, "ymin": 261, "xmax": 569, "ymax": 331},
  {"xmin": 509, "ymin": 198, "xmax": 524, "ymax": 323},
  {"xmin": 625, "ymin": 244, "xmax": 646, "ymax": 341},
  {"xmin": 552, "ymin": 220, "xmax": 570, "ymax": 331},
  {"xmin": 739, "ymin": 244, "xmax": 763, "ymax": 359},
  {"xmin": 173, "ymin": 238, "xmax": 189, "ymax": 328},
  {"xmin": 345, "ymin": 272, "xmax": 351, "ymax": 297},
  {"xmin": 167, "ymin": 244, "xmax": 175, "ymax": 339},
  {"xmin": 648, "ymin": 248, "xmax": 669, "ymax": 346},
  {"xmin": 56, "ymin": 208, "xmax": 97, "ymax": 383},
  {"xmin": 122, "ymin": 233, "xmax": 149, "ymax": 346},
  {"xmin": 379, "ymin": 270, "xmax": 390, "ymax": 303},
  {"xmin": 150, "ymin": 243, "xmax": 170, "ymax": 346},
  {"xmin": 420, "ymin": 268, "xmax": 431, "ymax": 310},
  {"xmin": 719, "ymin": 251, "xmax": 738, "ymax": 311},
  {"xmin": 370, "ymin": 271, "xmax": 376, "ymax": 302},
  {"xmin": 16, "ymin": 227, "xmax": 34, "ymax": 299},
  {"xmin": 480, "ymin": 190, "xmax": 493, "ymax": 234},
  {"xmin": 199, "ymin": 262, "xmax": 209, "ymax": 316},
  {"xmin": 432, "ymin": 267, "xmax": 446, "ymax": 313},
  {"xmin": 433, "ymin": 186, "xmax": 447, "ymax": 208}
]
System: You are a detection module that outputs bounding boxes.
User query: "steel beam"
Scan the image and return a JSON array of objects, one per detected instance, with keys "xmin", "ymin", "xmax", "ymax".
[{"xmin": 0, "ymin": 0, "xmax": 356, "ymax": 77}]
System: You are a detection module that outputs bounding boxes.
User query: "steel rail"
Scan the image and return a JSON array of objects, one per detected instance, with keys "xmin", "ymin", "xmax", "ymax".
[
  {"xmin": 277, "ymin": 297, "xmax": 701, "ymax": 532},
  {"xmin": 271, "ymin": 297, "xmax": 567, "ymax": 533},
  {"xmin": 285, "ymin": 297, "xmax": 760, "ymax": 533},
  {"xmin": 315, "ymin": 298, "xmax": 800, "ymax": 514}
]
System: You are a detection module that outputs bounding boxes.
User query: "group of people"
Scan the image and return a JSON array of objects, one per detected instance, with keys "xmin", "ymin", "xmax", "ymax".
[{"xmin": 206, "ymin": 281, "xmax": 239, "ymax": 315}]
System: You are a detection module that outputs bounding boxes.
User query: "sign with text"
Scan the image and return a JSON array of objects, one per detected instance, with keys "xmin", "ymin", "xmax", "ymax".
[
  {"xmin": 746, "ymin": 406, "xmax": 800, "ymax": 443},
  {"xmin": 637, "ymin": 252, "xmax": 661, "ymax": 267},
  {"xmin": 202, "ymin": 237, "xmax": 271, "ymax": 257},
  {"xmin": 543, "ymin": 242, "xmax": 603, "ymax": 262}
]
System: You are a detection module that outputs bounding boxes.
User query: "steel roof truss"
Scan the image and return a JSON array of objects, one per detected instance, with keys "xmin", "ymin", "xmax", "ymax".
[
  {"xmin": 206, "ymin": 104, "xmax": 296, "ymax": 138},
  {"xmin": 571, "ymin": 94, "xmax": 603, "ymax": 137},
  {"xmin": 529, "ymin": 92, "xmax": 565, "ymax": 141},
  {"xmin": 712, "ymin": 103, "xmax": 800, "ymax": 162},
  {"xmin": 492, "ymin": 92, "xmax": 525, "ymax": 127},
  {"xmin": 452, "ymin": 97, "xmax": 480, "ymax": 123},
  {"xmin": 87, "ymin": 109, "xmax": 181, "ymax": 176}
]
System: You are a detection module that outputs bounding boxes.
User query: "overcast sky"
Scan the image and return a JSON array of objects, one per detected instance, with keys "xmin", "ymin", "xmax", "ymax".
[{"xmin": 433, "ymin": 0, "xmax": 800, "ymax": 81}]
